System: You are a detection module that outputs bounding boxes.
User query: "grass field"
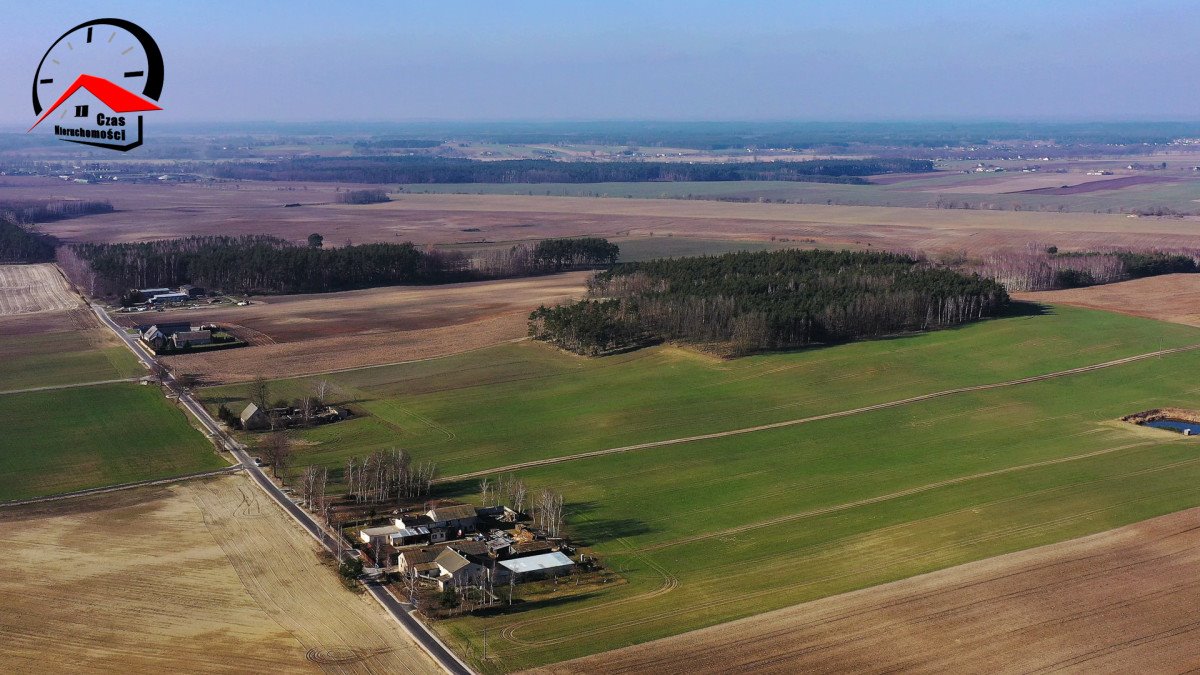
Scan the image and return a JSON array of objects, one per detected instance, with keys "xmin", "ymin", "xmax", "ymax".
[
  {"xmin": 0, "ymin": 383, "xmax": 224, "ymax": 501},
  {"xmin": 197, "ymin": 303, "xmax": 1200, "ymax": 671},
  {"xmin": 202, "ymin": 304, "xmax": 1200, "ymax": 478},
  {"xmin": 0, "ymin": 312, "xmax": 143, "ymax": 391}
]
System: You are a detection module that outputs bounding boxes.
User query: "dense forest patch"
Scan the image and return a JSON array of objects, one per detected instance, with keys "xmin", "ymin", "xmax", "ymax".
[
  {"xmin": 64, "ymin": 235, "xmax": 618, "ymax": 296},
  {"xmin": 530, "ymin": 250, "xmax": 1008, "ymax": 355}
]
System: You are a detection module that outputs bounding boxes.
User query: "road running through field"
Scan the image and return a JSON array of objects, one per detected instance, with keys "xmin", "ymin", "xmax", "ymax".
[
  {"xmin": 89, "ymin": 303, "xmax": 474, "ymax": 675},
  {"xmin": 437, "ymin": 342, "xmax": 1200, "ymax": 484}
]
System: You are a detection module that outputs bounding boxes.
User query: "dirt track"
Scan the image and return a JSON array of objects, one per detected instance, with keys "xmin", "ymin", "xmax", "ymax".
[
  {"xmin": 542, "ymin": 505, "xmax": 1200, "ymax": 674},
  {"xmin": 0, "ymin": 263, "xmax": 79, "ymax": 315},
  {"xmin": 156, "ymin": 273, "xmax": 587, "ymax": 383},
  {"xmin": 1016, "ymin": 274, "xmax": 1200, "ymax": 327},
  {"xmin": 439, "ymin": 341, "xmax": 1200, "ymax": 484},
  {"xmin": 0, "ymin": 475, "xmax": 439, "ymax": 674}
]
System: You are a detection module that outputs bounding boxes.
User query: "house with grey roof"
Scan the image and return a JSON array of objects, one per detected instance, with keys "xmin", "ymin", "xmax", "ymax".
[{"xmin": 239, "ymin": 403, "xmax": 269, "ymax": 430}]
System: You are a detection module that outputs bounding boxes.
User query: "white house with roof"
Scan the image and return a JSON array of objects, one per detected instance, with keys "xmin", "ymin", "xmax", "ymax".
[{"xmin": 497, "ymin": 551, "xmax": 575, "ymax": 583}]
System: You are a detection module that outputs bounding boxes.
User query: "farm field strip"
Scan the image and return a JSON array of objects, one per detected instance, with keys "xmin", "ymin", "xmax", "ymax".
[
  {"xmin": 0, "ymin": 383, "xmax": 226, "ymax": 501},
  {"xmin": 203, "ymin": 304, "xmax": 1200, "ymax": 480},
  {"xmin": 543, "ymin": 505, "xmax": 1200, "ymax": 675},
  {"xmin": 437, "ymin": 339, "xmax": 1200, "ymax": 483},
  {"xmin": 0, "ymin": 475, "xmax": 440, "ymax": 674},
  {"xmin": 0, "ymin": 263, "xmax": 79, "ymax": 316},
  {"xmin": 0, "ymin": 376, "xmax": 138, "ymax": 396}
]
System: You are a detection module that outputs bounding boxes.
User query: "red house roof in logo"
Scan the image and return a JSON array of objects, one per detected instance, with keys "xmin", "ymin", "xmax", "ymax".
[{"xmin": 29, "ymin": 73, "xmax": 161, "ymax": 132}]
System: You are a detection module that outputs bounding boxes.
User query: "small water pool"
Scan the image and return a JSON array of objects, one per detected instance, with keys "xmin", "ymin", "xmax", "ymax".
[{"xmin": 1144, "ymin": 419, "xmax": 1200, "ymax": 435}]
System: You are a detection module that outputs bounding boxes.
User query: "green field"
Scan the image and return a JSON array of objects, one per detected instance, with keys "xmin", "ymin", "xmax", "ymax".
[
  {"xmin": 0, "ymin": 326, "xmax": 143, "ymax": 392},
  {"xmin": 0, "ymin": 383, "xmax": 225, "ymax": 501},
  {"xmin": 199, "ymin": 304, "xmax": 1200, "ymax": 671}
]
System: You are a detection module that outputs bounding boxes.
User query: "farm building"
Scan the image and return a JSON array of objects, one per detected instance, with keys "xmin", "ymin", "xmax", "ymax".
[
  {"xmin": 428, "ymin": 504, "xmax": 479, "ymax": 531},
  {"xmin": 149, "ymin": 292, "xmax": 190, "ymax": 304},
  {"xmin": 398, "ymin": 547, "xmax": 445, "ymax": 576},
  {"xmin": 138, "ymin": 287, "xmax": 171, "ymax": 297},
  {"xmin": 171, "ymin": 330, "xmax": 212, "ymax": 348},
  {"xmin": 178, "ymin": 284, "xmax": 206, "ymax": 298},
  {"xmin": 360, "ymin": 524, "xmax": 430, "ymax": 547},
  {"xmin": 497, "ymin": 551, "xmax": 575, "ymax": 582},
  {"xmin": 239, "ymin": 403, "xmax": 269, "ymax": 431},
  {"xmin": 434, "ymin": 549, "xmax": 485, "ymax": 590}
]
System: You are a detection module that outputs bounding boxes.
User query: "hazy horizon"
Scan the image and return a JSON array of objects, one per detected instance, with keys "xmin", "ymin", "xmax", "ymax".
[{"xmin": 4, "ymin": 1, "xmax": 1199, "ymax": 128}]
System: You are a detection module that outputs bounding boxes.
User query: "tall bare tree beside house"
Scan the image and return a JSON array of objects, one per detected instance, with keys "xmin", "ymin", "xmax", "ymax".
[
  {"xmin": 479, "ymin": 477, "xmax": 492, "ymax": 508},
  {"xmin": 314, "ymin": 379, "xmax": 332, "ymax": 407},
  {"xmin": 261, "ymin": 432, "xmax": 293, "ymax": 480},
  {"xmin": 250, "ymin": 374, "xmax": 270, "ymax": 411},
  {"xmin": 509, "ymin": 478, "xmax": 528, "ymax": 516}
]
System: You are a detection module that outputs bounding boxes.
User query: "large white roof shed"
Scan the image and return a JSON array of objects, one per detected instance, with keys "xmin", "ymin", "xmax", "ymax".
[{"xmin": 498, "ymin": 551, "xmax": 574, "ymax": 575}]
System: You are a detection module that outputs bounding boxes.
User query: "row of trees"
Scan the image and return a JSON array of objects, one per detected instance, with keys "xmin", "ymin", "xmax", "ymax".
[
  {"xmin": 211, "ymin": 156, "xmax": 934, "ymax": 184},
  {"xmin": 0, "ymin": 199, "xmax": 113, "ymax": 224},
  {"xmin": 0, "ymin": 218, "xmax": 56, "ymax": 263},
  {"xmin": 969, "ymin": 248, "xmax": 1199, "ymax": 291},
  {"xmin": 66, "ymin": 235, "xmax": 474, "ymax": 295},
  {"xmin": 65, "ymin": 235, "xmax": 619, "ymax": 297},
  {"xmin": 477, "ymin": 474, "xmax": 564, "ymax": 537},
  {"xmin": 335, "ymin": 188, "xmax": 390, "ymax": 204},
  {"xmin": 530, "ymin": 250, "xmax": 1009, "ymax": 355},
  {"xmin": 344, "ymin": 449, "xmax": 437, "ymax": 505}
]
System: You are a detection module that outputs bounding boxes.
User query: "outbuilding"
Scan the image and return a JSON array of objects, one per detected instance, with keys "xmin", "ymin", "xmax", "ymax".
[{"xmin": 497, "ymin": 551, "xmax": 574, "ymax": 583}]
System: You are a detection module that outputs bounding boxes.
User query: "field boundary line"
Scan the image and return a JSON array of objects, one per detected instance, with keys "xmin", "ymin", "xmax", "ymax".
[
  {"xmin": 0, "ymin": 466, "xmax": 244, "ymax": 508},
  {"xmin": 0, "ymin": 377, "xmax": 140, "ymax": 396},
  {"xmin": 438, "ymin": 342, "xmax": 1200, "ymax": 483}
]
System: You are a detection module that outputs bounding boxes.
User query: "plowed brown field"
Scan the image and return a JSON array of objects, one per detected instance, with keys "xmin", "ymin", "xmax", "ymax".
[
  {"xmin": 0, "ymin": 475, "xmax": 439, "ymax": 674},
  {"xmin": 1015, "ymin": 274, "xmax": 1200, "ymax": 327},
  {"xmin": 544, "ymin": 507, "xmax": 1200, "ymax": 674},
  {"xmin": 0, "ymin": 263, "xmax": 79, "ymax": 315},
  {"xmin": 146, "ymin": 272, "xmax": 587, "ymax": 383}
]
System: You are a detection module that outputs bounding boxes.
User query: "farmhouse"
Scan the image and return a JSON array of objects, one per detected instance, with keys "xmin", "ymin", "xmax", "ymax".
[
  {"xmin": 239, "ymin": 403, "xmax": 270, "ymax": 431},
  {"xmin": 172, "ymin": 329, "xmax": 212, "ymax": 348},
  {"xmin": 428, "ymin": 504, "xmax": 478, "ymax": 531},
  {"xmin": 434, "ymin": 549, "xmax": 485, "ymax": 590},
  {"xmin": 398, "ymin": 547, "xmax": 444, "ymax": 576}
]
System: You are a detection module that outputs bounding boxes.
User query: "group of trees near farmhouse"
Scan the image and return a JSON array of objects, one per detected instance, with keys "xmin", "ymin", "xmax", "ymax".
[
  {"xmin": 212, "ymin": 156, "xmax": 933, "ymax": 184},
  {"xmin": 530, "ymin": 250, "xmax": 1008, "ymax": 355},
  {"xmin": 65, "ymin": 235, "xmax": 620, "ymax": 296}
]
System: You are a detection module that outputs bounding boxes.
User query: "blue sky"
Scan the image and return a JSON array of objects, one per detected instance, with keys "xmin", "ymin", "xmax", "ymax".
[{"xmin": 1, "ymin": 1, "xmax": 1196, "ymax": 125}]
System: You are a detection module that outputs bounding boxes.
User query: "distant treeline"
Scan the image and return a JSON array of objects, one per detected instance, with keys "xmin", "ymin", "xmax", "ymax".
[
  {"xmin": 66, "ymin": 235, "xmax": 619, "ymax": 296},
  {"xmin": 210, "ymin": 157, "xmax": 933, "ymax": 184},
  {"xmin": 352, "ymin": 139, "xmax": 443, "ymax": 150},
  {"xmin": 335, "ymin": 188, "xmax": 390, "ymax": 204},
  {"xmin": 970, "ymin": 249, "xmax": 1198, "ymax": 291},
  {"xmin": 0, "ymin": 199, "xmax": 113, "ymax": 224},
  {"xmin": 0, "ymin": 218, "xmax": 57, "ymax": 263},
  {"xmin": 530, "ymin": 250, "xmax": 1008, "ymax": 356}
]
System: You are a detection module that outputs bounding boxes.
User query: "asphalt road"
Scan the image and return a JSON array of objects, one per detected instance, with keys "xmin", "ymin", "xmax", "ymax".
[{"xmin": 92, "ymin": 304, "xmax": 473, "ymax": 675}]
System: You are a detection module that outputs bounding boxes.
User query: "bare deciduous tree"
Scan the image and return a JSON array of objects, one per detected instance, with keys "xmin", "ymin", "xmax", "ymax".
[
  {"xmin": 314, "ymin": 379, "xmax": 331, "ymax": 406},
  {"xmin": 260, "ymin": 432, "xmax": 293, "ymax": 479},
  {"xmin": 249, "ymin": 375, "xmax": 270, "ymax": 411}
]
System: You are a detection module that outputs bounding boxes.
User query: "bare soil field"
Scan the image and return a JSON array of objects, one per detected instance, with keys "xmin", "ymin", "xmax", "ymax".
[
  {"xmin": 145, "ymin": 273, "xmax": 587, "ymax": 383},
  {"xmin": 16, "ymin": 178, "xmax": 1200, "ymax": 253},
  {"xmin": 1015, "ymin": 274, "xmax": 1200, "ymax": 327},
  {"xmin": 916, "ymin": 172, "xmax": 1137, "ymax": 195},
  {"xmin": 0, "ymin": 263, "xmax": 80, "ymax": 315},
  {"xmin": 1020, "ymin": 174, "xmax": 1181, "ymax": 195},
  {"xmin": 544, "ymin": 506, "xmax": 1200, "ymax": 674},
  {"xmin": 0, "ymin": 474, "xmax": 439, "ymax": 674}
]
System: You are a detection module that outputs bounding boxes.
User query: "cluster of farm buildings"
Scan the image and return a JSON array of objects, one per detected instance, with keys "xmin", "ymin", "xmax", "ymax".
[
  {"xmin": 126, "ymin": 284, "xmax": 208, "ymax": 307},
  {"xmin": 359, "ymin": 503, "xmax": 576, "ymax": 591}
]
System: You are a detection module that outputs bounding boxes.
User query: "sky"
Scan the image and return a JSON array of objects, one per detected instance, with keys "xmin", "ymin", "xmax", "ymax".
[{"xmin": 1, "ymin": 0, "xmax": 1198, "ymax": 127}]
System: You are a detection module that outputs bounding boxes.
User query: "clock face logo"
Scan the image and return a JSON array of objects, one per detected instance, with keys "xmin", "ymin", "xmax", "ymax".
[{"xmin": 29, "ymin": 18, "xmax": 164, "ymax": 152}]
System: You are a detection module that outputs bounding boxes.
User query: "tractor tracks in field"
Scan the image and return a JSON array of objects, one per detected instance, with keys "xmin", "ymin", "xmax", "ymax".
[{"xmin": 438, "ymin": 342, "xmax": 1200, "ymax": 485}]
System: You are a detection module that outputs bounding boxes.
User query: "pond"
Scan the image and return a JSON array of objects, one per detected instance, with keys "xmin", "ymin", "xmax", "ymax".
[{"xmin": 1144, "ymin": 419, "xmax": 1200, "ymax": 435}]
